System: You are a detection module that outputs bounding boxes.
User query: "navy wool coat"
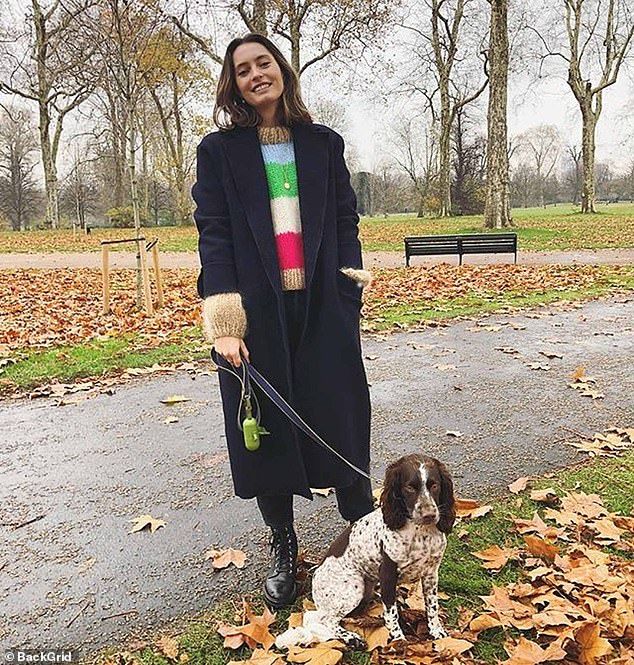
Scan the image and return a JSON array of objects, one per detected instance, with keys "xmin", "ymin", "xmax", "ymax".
[{"xmin": 192, "ymin": 121, "xmax": 370, "ymax": 500}]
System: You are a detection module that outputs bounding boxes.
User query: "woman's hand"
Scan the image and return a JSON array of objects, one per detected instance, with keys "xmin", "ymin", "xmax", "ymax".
[{"xmin": 215, "ymin": 336, "xmax": 251, "ymax": 368}]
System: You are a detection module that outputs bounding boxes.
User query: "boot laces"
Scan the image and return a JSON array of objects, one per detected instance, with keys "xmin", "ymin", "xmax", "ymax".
[{"xmin": 269, "ymin": 525, "xmax": 296, "ymax": 574}]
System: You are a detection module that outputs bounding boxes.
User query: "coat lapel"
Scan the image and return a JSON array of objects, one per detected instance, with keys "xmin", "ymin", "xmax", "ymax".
[
  {"xmin": 224, "ymin": 123, "xmax": 329, "ymax": 295},
  {"xmin": 224, "ymin": 126, "xmax": 281, "ymax": 293},
  {"xmin": 292, "ymin": 123, "xmax": 329, "ymax": 289}
]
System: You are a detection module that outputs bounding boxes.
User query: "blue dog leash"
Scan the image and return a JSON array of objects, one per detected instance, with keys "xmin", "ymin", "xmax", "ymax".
[{"xmin": 211, "ymin": 348, "xmax": 382, "ymax": 486}]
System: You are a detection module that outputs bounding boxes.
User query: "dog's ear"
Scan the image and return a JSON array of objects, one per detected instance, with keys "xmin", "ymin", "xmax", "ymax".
[
  {"xmin": 380, "ymin": 460, "xmax": 409, "ymax": 530},
  {"xmin": 436, "ymin": 460, "xmax": 456, "ymax": 534}
]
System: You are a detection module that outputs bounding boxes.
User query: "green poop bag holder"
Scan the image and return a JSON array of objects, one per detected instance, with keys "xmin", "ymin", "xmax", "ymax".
[
  {"xmin": 241, "ymin": 393, "xmax": 269, "ymax": 451},
  {"xmin": 210, "ymin": 347, "xmax": 382, "ymax": 485},
  {"xmin": 211, "ymin": 348, "xmax": 269, "ymax": 451}
]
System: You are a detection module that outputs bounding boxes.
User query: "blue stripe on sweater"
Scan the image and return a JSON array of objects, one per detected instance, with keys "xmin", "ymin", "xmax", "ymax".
[{"xmin": 260, "ymin": 141, "xmax": 295, "ymax": 165}]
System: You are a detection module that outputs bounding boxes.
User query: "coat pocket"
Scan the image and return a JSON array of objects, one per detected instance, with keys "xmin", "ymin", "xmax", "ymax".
[{"xmin": 336, "ymin": 269, "xmax": 363, "ymax": 310}]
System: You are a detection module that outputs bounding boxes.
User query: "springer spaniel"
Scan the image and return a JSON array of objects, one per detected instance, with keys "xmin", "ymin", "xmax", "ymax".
[{"xmin": 275, "ymin": 453, "xmax": 456, "ymax": 650}]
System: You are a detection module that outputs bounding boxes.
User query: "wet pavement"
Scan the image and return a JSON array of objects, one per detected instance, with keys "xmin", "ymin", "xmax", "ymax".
[{"xmin": 1, "ymin": 295, "xmax": 632, "ymax": 656}]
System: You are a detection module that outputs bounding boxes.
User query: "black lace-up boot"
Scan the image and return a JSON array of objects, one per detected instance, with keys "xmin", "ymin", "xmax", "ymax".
[{"xmin": 263, "ymin": 523, "xmax": 298, "ymax": 610}]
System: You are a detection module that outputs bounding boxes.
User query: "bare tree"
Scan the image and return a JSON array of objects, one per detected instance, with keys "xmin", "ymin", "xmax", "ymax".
[
  {"xmin": 564, "ymin": 143, "xmax": 582, "ymax": 204},
  {"xmin": 396, "ymin": 0, "xmax": 488, "ymax": 217},
  {"xmin": 233, "ymin": 0, "xmax": 269, "ymax": 35},
  {"xmin": 0, "ymin": 0, "xmax": 98, "ymax": 228},
  {"xmin": 311, "ymin": 98, "xmax": 348, "ymax": 133},
  {"xmin": 168, "ymin": 0, "xmax": 398, "ymax": 78},
  {"xmin": 158, "ymin": 0, "xmax": 223, "ymax": 64},
  {"xmin": 566, "ymin": 0, "xmax": 633, "ymax": 211},
  {"xmin": 0, "ymin": 105, "xmax": 40, "ymax": 230},
  {"xmin": 483, "ymin": 0, "xmax": 512, "ymax": 228},
  {"xmin": 76, "ymin": 0, "xmax": 167, "ymax": 307},
  {"xmin": 452, "ymin": 104, "xmax": 486, "ymax": 214},
  {"xmin": 510, "ymin": 162, "xmax": 536, "ymax": 208},
  {"xmin": 534, "ymin": 0, "xmax": 634, "ymax": 212},
  {"xmin": 516, "ymin": 124, "xmax": 561, "ymax": 207},
  {"xmin": 59, "ymin": 143, "xmax": 99, "ymax": 231},
  {"xmin": 390, "ymin": 114, "xmax": 439, "ymax": 217},
  {"xmin": 142, "ymin": 24, "xmax": 211, "ymax": 225},
  {"xmin": 267, "ymin": 0, "xmax": 398, "ymax": 75}
]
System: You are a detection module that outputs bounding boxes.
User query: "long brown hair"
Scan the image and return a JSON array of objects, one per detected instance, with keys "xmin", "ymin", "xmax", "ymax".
[{"xmin": 213, "ymin": 33, "xmax": 313, "ymax": 131}]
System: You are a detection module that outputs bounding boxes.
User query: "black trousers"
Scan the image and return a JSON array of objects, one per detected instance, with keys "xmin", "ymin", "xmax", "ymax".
[{"xmin": 255, "ymin": 289, "xmax": 375, "ymax": 527}]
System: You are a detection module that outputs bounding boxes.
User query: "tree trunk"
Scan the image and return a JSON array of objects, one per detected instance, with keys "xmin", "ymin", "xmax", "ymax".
[
  {"xmin": 172, "ymin": 73, "xmax": 188, "ymax": 225},
  {"xmin": 417, "ymin": 195, "xmax": 426, "ymax": 218},
  {"xmin": 141, "ymin": 95, "xmax": 150, "ymax": 221},
  {"xmin": 40, "ymin": 120, "xmax": 60, "ymax": 229},
  {"xmin": 439, "ymin": 85, "xmax": 452, "ymax": 217},
  {"xmin": 105, "ymin": 85, "xmax": 126, "ymax": 207},
  {"xmin": 289, "ymin": 9, "xmax": 300, "ymax": 72},
  {"xmin": 147, "ymin": 72, "xmax": 189, "ymax": 225},
  {"xmin": 33, "ymin": 0, "xmax": 60, "ymax": 229},
  {"xmin": 253, "ymin": 0, "xmax": 267, "ymax": 35},
  {"xmin": 127, "ymin": 101, "xmax": 143, "ymax": 308},
  {"xmin": 580, "ymin": 104, "xmax": 597, "ymax": 213},
  {"xmin": 484, "ymin": 0, "xmax": 512, "ymax": 229}
]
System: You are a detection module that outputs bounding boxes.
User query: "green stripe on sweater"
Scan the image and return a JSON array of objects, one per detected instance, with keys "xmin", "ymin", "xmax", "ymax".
[{"xmin": 263, "ymin": 162, "xmax": 299, "ymax": 198}]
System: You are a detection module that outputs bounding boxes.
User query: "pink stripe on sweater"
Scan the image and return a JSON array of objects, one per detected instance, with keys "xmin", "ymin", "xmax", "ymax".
[{"xmin": 275, "ymin": 232, "xmax": 305, "ymax": 270}]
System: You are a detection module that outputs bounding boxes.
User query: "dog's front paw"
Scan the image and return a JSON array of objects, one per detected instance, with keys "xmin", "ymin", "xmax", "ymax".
[
  {"xmin": 342, "ymin": 632, "xmax": 367, "ymax": 651},
  {"xmin": 429, "ymin": 624, "xmax": 448, "ymax": 640},
  {"xmin": 389, "ymin": 628, "xmax": 406, "ymax": 642}
]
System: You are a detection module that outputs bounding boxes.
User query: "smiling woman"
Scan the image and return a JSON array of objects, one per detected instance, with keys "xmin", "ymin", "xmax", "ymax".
[
  {"xmin": 192, "ymin": 32, "xmax": 374, "ymax": 612},
  {"xmin": 213, "ymin": 35, "xmax": 313, "ymax": 132}
]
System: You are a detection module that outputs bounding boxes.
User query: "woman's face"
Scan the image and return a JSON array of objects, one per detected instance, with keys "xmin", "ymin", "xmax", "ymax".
[{"xmin": 233, "ymin": 42, "xmax": 284, "ymax": 112}]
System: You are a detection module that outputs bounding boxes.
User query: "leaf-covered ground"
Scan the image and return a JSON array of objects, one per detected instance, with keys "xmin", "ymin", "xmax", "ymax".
[
  {"xmin": 1, "ymin": 265, "xmax": 632, "ymax": 352},
  {"xmin": 96, "ymin": 434, "xmax": 634, "ymax": 665},
  {"xmin": 1, "ymin": 203, "xmax": 633, "ymax": 253},
  {"xmin": 1, "ymin": 264, "xmax": 633, "ymax": 395}
]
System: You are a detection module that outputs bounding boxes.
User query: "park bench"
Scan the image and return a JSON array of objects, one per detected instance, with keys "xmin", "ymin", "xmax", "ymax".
[{"xmin": 404, "ymin": 233, "xmax": 518, "ymax": 266}]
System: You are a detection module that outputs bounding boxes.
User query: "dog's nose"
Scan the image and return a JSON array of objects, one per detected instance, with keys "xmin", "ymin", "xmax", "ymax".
[{"xmin": 419, "ymin": 513, "xmax": 436, "ymax": 524}]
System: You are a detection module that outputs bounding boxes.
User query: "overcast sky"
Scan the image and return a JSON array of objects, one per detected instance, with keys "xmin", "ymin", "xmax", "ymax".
[
  {"xmin": 341, "ymin": 68, "xmax": 633, "ymax": 173},
  {"xmin": 2, "ymin": 0, "xmax": 633, "ymax": 177}
]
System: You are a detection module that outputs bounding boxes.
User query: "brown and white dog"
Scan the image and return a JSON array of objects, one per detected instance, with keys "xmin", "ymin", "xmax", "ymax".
[{"xmin": 275, "ymin": 453, "xmax": 456, "ymax": 650}]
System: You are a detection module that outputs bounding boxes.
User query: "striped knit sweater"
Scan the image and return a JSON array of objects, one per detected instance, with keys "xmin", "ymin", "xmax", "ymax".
[
  {"xmin": 257, "ymin": 125, "xmax": 305, "ymax": 291},
  {"xmin": 201, "ymin": 125, "xmax": 373, "ymax": 343}
]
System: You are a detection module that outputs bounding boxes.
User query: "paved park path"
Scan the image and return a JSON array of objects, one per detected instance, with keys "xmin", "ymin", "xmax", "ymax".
[
  {"xmin": 1, "ymin": 295, "xmax": 632, "ymax": 656},
  {"xmin": 0, "ymin": 247, "xmax": 633, "ymax": 269}
]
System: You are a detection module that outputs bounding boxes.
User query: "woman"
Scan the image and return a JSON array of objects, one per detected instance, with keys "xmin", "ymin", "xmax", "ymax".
[{"xmin": 192, "ymin": 32, "xmax": 374, "ymax": 610}]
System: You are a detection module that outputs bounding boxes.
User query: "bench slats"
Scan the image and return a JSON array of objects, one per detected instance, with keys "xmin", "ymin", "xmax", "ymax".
[{"xmin": 404, "ymin": 233, "xmax": 517, "ymax": 266}]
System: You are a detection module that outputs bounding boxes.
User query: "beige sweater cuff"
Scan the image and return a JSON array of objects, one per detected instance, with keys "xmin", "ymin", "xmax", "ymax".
[
  {"xmin": 202, "ymin": 292, "xmax": 247, "ymax": 343},
  {"xmin": 340, "ymin": 267, "xmax": 373, "ymax": 288}
]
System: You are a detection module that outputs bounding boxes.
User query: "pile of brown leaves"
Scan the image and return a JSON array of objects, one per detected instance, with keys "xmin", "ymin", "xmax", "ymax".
[
  {"xmin": 0, "ymin": 267, "xmax": 201, "ymax": 351},
  {"xmin": 463, "ymin": 486, "xmax": 633, "ymax": 664},
  {"xmin": 362, "ymin": 264, "xmax": 632, "ymax": 329},
  {"xmin": 1, "ymin": 265, "xmax": 631, "ymax": 353},
  {"xmin": 207, "ymin": 484, "xmax": 633, "ymax": 665}
]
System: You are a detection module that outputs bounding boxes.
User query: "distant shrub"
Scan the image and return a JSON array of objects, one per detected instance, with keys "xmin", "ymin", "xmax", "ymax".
[{"xmin": 106, "ymin": 206, "xmax": 148, "ymax": 228}]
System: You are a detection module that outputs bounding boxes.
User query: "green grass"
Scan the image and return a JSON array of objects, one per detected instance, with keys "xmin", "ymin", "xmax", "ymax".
[
  {"xmin": 0, "ymin": 327, "xmax": 206, "ymax": 392},
  {"xmin": 2, "ymin": 274, "xmax": 633, "ymax": 396},
  {"xmin": 90, "ymin": 450, "xmax": 634, "ymax": 665},
  {"xmin": 2, "ymin": 202, "xmax": 633, "ymax": 254},
  {"xmin": 359, "ymin": 203, "xmax": 634, "ymax": 252},
  {"xmin": 366, "ymin": 270, "xmax": 634, "ymax": 332}
]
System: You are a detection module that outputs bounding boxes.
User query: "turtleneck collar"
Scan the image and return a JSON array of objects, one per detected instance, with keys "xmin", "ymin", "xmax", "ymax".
[{"xmin": 257, "ymin": 125, "xmax": 292, "ymax": 145}]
